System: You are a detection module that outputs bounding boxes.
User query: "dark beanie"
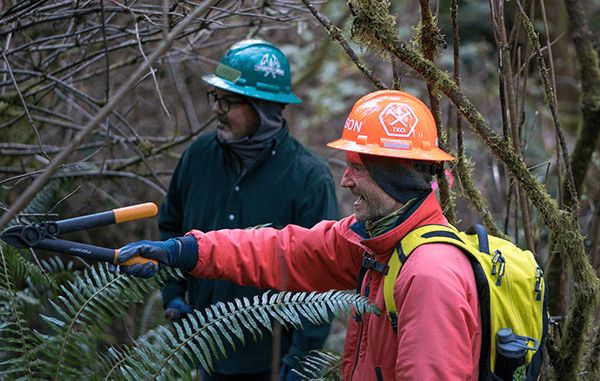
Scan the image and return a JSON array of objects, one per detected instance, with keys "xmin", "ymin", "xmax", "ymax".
[{"xmin": 358, "ymin": 153, "xmax": 434, "ymax": 204}]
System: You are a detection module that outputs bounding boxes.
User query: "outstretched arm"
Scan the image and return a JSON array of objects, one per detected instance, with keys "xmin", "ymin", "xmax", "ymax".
[{"xmin": 115, "ymin": 218, "xmax": 363, "ymax": 292}]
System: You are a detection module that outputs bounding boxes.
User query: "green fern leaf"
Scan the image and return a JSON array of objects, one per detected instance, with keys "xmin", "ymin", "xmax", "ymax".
[
  {"xmin": 212, "ymin": 304, "xmax": 236, "ymax": 349},
  {"xmin": 0, "ymin": 245, "xmax": 42, "ymax": 380},
  {"xmin": 207, "ymin": 324, "xmax": 227, "ymax": 358},
  {"xmin": 224, "ymin": 302, "xmax": 245, "ymax": 342},
  {"xmin": 192, "ymin": 335, "xmax": 214, "ymax": 370},
  {"xmin": 299, "ymin": 350, "xmax": 343, "ymax": 380}
]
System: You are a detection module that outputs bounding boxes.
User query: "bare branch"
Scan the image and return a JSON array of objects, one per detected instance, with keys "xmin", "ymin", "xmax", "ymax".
[
  {"xmin": 300, "ymin": 0, "xmax": 387, "ymax": 91},
  {"xmin": 135, "ymin": 17, "xmax": 170, "ymax": 117},
  {"xmin": 0, "ymin": 0, "xmax": 221, "ymax": 230},
  {"xmin": 0, "ymin": 49, "xmax": 51, "ymax": 162}
]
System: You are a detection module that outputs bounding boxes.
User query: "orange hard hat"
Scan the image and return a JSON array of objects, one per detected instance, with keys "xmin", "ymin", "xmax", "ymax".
[{"xmin": 327, "ymin": 90, "xmax": 455, "ymax": 162}]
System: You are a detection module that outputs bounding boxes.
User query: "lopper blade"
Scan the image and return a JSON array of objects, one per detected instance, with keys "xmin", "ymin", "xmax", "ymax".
[{"xmin": 0, "ymin": 226, "xmax": 31, "ymax": 249}]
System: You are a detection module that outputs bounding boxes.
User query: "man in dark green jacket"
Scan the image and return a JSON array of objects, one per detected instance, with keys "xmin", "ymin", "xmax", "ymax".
[{"xmin": 159, "ymin": 39, "xmax": 339, "ymax": 381}]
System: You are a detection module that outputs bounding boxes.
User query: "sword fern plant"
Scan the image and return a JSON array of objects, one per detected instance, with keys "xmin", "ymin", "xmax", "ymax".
[{"xmin": 0, "ymin": 246, "xmax": 378, "ymax": 381}]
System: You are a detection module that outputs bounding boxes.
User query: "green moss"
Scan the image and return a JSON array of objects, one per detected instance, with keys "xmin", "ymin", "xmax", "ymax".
[
  {"xmin": 454, "ymin": 155, "xmax": 507, "ymax": 239},
  {"xmin": 412, "ymin": 16, "xmax": 445, "ymax": 61},
  {"xmin": 348, "ymin": 0, "xmax": 398, "ymax": 57},
  {"xmin": 136, "ymin": 140, "xmax": 154, "ymax": 157}
]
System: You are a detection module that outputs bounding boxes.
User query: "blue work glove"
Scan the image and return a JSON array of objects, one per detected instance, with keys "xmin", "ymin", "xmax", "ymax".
[
  {"xmin": 164, "ymin": 297, "xmax": 194, "ymax": 322},
  {"xmin": 110, "ymin": 235, "xmax": 198, "ymax": 278},
  {"xmin": 278, "ymin": 363, "xmax": 304, "ymax": 381}
]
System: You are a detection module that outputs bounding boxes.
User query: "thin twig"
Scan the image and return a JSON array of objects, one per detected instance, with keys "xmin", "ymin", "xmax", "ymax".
[
  {"xmin": 46, "ymin": 185, "xmax": 83, "ymax": 215},
  {"xmin": 300, "ymin": 0, "xmax": 387, "ymax": 90},
  {"xmin": 0, "ymin": 0, "xmax": 220, "ymax": 230},
  {"xmin": 169, "ymin": 61, "xmax": 201, "ymax": 134},
  {"xmin": 513, "ymin": 0, "xmax": 579, "ymax": 220},
  {"xmin": 493, "ymin": 0, "xmax": 534, "ymax": 250},
  {"xmin": 0, "ymin": 49, "xmax": 51, "ymax": 162},
  {"xmin": 418, "ymin": 0, "xmax": 456, "ymax": 224},
  {"xmin": 1, "ymin": 32, "xmax": 11, "ymax": 96},
  {"xmin": 451, "ymin": 0, "xmax": 464, "ymax": 194},
  {"xmin": 51, "ymin": 170, "xmax": 167, "ymax": 196},
  {"xmin": 113, "ymin": 115, "xmax": 216, "ymax": 172},
  {"xmin": 100, "ymin": 0, "xmax": 111, "ymax": 102},
  {"xmin": 28, "ymin": 247, "xmax": 53, "ymax": 283},
  {"xmin": 135, "ymin": 17, "xmax": 170, "ymax": 116},
  {"xmin": 391, "ymin": 57, "xmax": 400, "ymax": 90},
  {"xmin": 539, "ymin": 0, "xmax": 559, "ymax": 107}
]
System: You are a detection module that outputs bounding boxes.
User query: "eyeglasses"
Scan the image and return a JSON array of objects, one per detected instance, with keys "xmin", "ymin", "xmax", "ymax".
[{"xmin": 207, "ymin": 90, "xmax": 248, "ymax": 113}]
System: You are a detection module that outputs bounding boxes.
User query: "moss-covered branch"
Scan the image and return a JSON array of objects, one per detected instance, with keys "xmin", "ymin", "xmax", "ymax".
[
  {"xmin": 347, "ymin": 0, "xmax": 501, "ymax": 236},
  {"xmin": 416, "ymin": 0, "xmax": 457, "ymax": 225},
  {"xmin": 556, "ymin": 0, "xmax": 600, "ymax": 377},
  {"xmin": 563, "ymin": 0, "xmax": 600, "ymax": 200},
  {"xmin": 513, "ymin": 0, "xmax": 579, "ymax": 215},
  {"xmin": 342, "ymin": 3, "xmax": 599, "ymax": 379},
  {"xmin": 512, "ymin": 1, "xmax": 600, "ymax": 378},
  {"xmin": 300, "ymin": 0, "xmax": 387, "ymax": 90}
]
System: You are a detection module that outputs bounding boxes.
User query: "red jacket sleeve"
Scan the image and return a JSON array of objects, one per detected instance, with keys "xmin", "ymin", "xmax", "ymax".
[
  {"xmin": 186, "ymin": 218, "xmax": 364, "ymax": 293},
  {"xmin": 394, "ymin": 243, "xmax": 481, "ymax": 381}
]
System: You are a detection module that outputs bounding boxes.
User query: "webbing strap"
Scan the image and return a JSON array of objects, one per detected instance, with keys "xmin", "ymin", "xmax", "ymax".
[
  {"xmin": 356, "ymin": 254, "xmax": 389, "ymax": 295},
  {"xmin": 466, "ymin": 224, "xmax": 490, "ymax": 254},
  {"xmin": 383, "ymin": 224, "xmax": 470, "ymax": 332},
  {"xmin": 383, "ymin": 241, "xmax": 405, "ymax": 331},
  {"xmin": 356, "ymin": 265, "xmax": 367, "ymax": 295}
]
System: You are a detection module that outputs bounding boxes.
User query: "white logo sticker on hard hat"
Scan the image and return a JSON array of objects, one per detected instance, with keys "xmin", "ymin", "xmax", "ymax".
[
  {"xmin": 344, "ymin": 118, "xmax": 363, "ymax": 133},
  {"xmin": 255, "ymin": 54, "xmax": 284, "ymax": 78},
  {"xmin": 378, "ymin": 103, "xmax": 418, "ymax": 138}
]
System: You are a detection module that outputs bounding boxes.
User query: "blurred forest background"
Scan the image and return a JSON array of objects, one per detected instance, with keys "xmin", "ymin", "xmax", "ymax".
[{"xmin": 1, "ymin": 0, "xmax": 600, "ymax": 379}]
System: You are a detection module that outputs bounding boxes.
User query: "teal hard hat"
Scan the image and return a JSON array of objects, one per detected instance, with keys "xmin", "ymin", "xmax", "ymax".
[{"xmin": 202, "ymin": 39, "xmax": 301, "ymax": 104}]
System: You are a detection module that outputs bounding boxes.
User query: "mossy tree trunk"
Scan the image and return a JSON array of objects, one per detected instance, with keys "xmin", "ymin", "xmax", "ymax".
[
  {"xmin": 334, "ymin": 0, "xmax": 600, "ymax": 379},
  {"xmin": 551, "ymin": 0, "xmax": 600, "ymax": 378},
  {"xmin": 561, "ymin": 0, "xmax": 600, "ymax": 213}
]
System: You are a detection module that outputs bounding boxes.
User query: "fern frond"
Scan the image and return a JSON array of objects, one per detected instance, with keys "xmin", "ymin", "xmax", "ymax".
[
  {"xmin": 32, "ymin": 263, "xmax": 154, "ymax": 381},
  {"xmin": 154, "ymin": 267, "xmax": 185, "ymax": 286},
  {"xmin": 7, "ymin": 248, "xmax": 44, "ymax": 287},
  {"xmin": 8, "ymin": 180, "xmax": 63, "ymax": 228},
  {"xmin": 11, "ymin": 164, "xmax": 99, "ymax": 225},
  {"xmin": 138, "ymin": 289, "xmax": 164, "ymax": 336},
  {"xmin": 298, "ymin": 350, "xmax": 343, "ymax": 381},
  {"xmin": 26, "ymin": 256, "xmax": 74, "ymax": 307},
  {"xmin": 3, "ymin": 247, "xmax": 377, "ymax": 381},
  {"xmin": 104, "ymin": 289, "xmax": 378, "ymax": 380},
  {"xmin": 0, "ymin": 244, "xmax": 45, "ymax": 380}
]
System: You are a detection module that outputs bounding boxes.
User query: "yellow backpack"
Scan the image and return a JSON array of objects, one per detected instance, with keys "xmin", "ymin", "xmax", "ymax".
[{"xmin": 383, "ymin": 224, "xmax": 548, "ymax": 381}]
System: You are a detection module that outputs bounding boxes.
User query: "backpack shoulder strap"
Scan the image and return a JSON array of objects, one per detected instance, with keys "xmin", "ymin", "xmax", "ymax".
[{"xmin": 383, "ymin": 224, "xmax": 476, "ymax": 331}]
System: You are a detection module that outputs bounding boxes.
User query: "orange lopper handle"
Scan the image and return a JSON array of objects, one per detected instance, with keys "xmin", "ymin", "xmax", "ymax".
[
  {"xmin": 56, "ymin": 202, "xmax": 159, "ymax": 234},
  {"xmin": 113, "ymin": 249, "xmax": 159, "ymax": 266},
  {"xmin": 113, "ymin": 202, "xmax": 159, "ymax": 224}
]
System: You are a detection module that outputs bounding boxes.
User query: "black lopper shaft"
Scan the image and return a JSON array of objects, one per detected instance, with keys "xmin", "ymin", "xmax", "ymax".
[{"xmin": 56, "ymin": 203, "xmax": 158, "ymax": 234}]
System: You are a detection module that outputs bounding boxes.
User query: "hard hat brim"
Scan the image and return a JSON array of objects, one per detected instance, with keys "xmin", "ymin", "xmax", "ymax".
[
  {"xmin": 202, "ymin": 74, "xmax": 301, "ymax": 104},
  {"xmin": 327, "ymin": 138, "xmax": 456, "ymax": 162}
]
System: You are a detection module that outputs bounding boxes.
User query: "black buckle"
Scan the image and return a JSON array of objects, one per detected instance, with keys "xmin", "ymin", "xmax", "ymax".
[{"xmin": 362, "ymin": 255, "xmax": 389, "ymax": 275}]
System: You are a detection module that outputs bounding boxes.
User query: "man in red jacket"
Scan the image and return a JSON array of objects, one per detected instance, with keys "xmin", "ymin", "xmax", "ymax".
[{"xmin": 115, "ymin": 90, "xmax": 482, "ymax": 380}]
